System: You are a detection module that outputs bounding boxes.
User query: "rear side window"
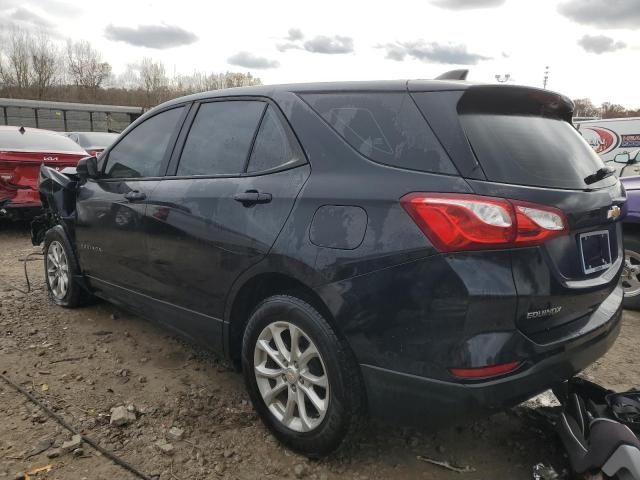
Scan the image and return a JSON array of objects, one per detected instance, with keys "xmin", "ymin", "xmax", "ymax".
[
  {"xmin": 460, "ymin": 114, "xmax": 615, "ymax": 189},
  {"xmin": 177, "ymin": 101, "xmax": 264, "ymax": 176},
  {"xmin": 301, "ymin": 93, "xmax": 456, "ymax": 174},
  {"xmin": 247, "ymin": 105, "xmax": 304, "ymax": 173},
  {"xmin": 105, "ymin": 107, "xmax": 184, "ymax": 178}
]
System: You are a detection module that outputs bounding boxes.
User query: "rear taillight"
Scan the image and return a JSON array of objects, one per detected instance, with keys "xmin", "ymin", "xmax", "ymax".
[
  {"xmin": 400, "ymin": 193, "xmax": 568, "ymax": 252},
  {"xmin": 449, "ymin": 361, "xmax": 521, "ymax": 379}
]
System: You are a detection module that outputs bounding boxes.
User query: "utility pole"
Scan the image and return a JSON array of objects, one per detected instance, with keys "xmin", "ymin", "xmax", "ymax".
[
  {"xmin": 495, "ymin": 74, "xmax": 511, "ymax": 83},
  {"xmin": 543, "ymin": 66, "xmax": 550, "ymax": 89}
]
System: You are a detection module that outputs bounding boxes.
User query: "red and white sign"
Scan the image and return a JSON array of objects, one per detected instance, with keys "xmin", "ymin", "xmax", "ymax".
[{"xmin": 580, "ymin": 127, "xmax": 619, "ymax": 154}]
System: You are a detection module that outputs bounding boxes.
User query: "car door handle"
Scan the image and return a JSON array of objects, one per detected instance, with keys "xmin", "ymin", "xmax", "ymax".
[
  {"xmin": 233, "ymin": 190, "xmax": 272, "ymax": 206},
  {"xmin": 124, "ymin": 190, "xmax": 146, "ymax": 202}
]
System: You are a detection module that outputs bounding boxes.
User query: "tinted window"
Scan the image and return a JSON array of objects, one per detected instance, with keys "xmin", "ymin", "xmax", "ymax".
[
  {"xmin": 301, "ymin": 93, "xmax": 456, "ymax": 174},
  {"xmin": 0, "ymin": 128, "xmax": 86, "ymax": 154},
  {"xmin": 177, "ymin": 101, "xmax": 264, "ymax": 176},
  {"xmin": 104, "ymin": 107, "xmax": 184, "ymax": 179},
  {"xmin": 460, "ymin": 114, "xmax": 616, "ymax": 189},
  {"xmin": 247, "ymin": 106, "xmax": 304, "ymax": 173}
]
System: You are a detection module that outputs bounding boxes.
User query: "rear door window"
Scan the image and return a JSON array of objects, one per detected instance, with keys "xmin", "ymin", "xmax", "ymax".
[
  {"xmin": 177, "ymin": 101, "xmax": 265, "ymax": 176},
  {"xmin": 301, "ymin": 93, "xmax": 456, "ymax": 175},
  {"xmin": 247, "ymin": 105, "xmax": 304, "ymax": 173},
  {"xmin": 460, "ymin": 114, "xmax": 616, "ymax": 190}
]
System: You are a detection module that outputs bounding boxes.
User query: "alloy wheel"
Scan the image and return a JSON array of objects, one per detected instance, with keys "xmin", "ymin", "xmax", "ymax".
[
  {"xmin": 46, "ymin": 241, "xmax": 69, "ymax": 300},
  {"xmin": 622, "ymin": 249, "xmax": 640, "ymax": 297},
  {"xmin": 253, "ymin": 321, "xmax": 330, "ymax": 432}
]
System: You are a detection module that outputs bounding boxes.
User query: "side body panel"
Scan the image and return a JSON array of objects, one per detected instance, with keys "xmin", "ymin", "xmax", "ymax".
[
  {"xmin": 74, "ymin": 178, "xmax": 158, "ymax": 293},
  {"xmin": 142, "ymin": 165, "xmax": 310, "ymax": 348}
]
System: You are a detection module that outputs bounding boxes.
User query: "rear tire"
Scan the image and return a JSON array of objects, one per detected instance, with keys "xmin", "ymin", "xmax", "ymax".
[
  {"xmin": 241, "ymin": 295, "xmax": 365, "ymax": 457},
  {"xmin": 44, "ymin": 228, "xmax": 89, "ymax": 307},
  {"xmin": 622, "ymin": 234, "xmax": 640, "ymax": 310}
]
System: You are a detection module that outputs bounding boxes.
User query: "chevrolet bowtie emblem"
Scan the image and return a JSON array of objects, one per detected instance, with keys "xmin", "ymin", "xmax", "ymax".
[{"xmin": 607, "ymin": 205, "xmax": 621, "ymax": 220}]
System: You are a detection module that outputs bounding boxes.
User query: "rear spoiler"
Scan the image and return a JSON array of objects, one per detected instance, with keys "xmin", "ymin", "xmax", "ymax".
[
  {"xmin": 457, "ymin": 85, "xmax": 574, "ymax": 122},
  {"xmin": 435, "ymin": 69, "xmax": 469, "ymax": 81}
]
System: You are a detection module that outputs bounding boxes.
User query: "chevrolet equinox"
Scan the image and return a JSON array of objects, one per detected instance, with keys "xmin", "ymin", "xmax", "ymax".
[{"xmin": 33, "ymin": 79, "xmax": 626, "ymax": 457}]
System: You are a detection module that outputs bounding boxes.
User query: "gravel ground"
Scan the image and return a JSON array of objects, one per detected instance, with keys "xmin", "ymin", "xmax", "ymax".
[{"xmin": 1, "ymin": 221, "xmax": 638, "ymax": 480}]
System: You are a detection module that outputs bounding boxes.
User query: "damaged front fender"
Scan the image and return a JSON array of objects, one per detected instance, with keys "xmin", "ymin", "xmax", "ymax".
[{"xmin": 31, "ymin": 165, "xmax": 78, "ymax": 246}]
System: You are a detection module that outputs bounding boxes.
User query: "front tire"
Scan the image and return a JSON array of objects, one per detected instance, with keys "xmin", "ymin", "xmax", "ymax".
[
  {"xmin": 241, "ymin": 295, "xmax": 365, "ymax": 457},
  {"xmin": 44, "ymin": 228, "xmax": 88, "ymax": 307},
  {"xmin": 622, "ymin": 234, "xmax": 640, "ymax": 310}
]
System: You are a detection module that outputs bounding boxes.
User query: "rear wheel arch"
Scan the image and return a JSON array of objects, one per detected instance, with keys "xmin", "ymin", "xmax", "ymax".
[{"xmin": 225, "ymin": 272, "xmax": 338, "ymax": 366}]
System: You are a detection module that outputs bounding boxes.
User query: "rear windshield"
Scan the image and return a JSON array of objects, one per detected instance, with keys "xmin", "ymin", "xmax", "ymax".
[
  {"xmin": 76, "ymin": 132, "xmax": 118, "ymax": 148},
  {"xmin": 460, "ymin": 114, "xmax": 616, "ymax": 189},
  {"xmin": 0, "ymin": 129, "xmax": 86, "ymax": 154},
  {"xmin": 301, "ymin": 93, "xmax": 457, "ymax": 175}
]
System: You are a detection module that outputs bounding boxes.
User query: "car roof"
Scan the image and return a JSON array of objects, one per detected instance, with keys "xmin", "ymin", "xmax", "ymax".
[{"xmin": 159, "ymin": 79, "xmax": 473, "ymax": 109}]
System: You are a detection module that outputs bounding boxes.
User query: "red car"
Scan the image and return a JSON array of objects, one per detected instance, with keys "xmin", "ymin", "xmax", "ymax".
[{"xmin": 0, "ymin": 126, "xmax": 88, "ymax": 219}]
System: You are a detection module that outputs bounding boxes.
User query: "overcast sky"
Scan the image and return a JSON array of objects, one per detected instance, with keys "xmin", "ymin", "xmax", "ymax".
[{"xmin": 1, "ymin": 0, "xmax": 638, "ymax": 106}]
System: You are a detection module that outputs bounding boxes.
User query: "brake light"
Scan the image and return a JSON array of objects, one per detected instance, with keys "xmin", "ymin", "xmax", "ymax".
[
  {"xmin": 449, "ymin": 361, "xmax": 521, "ymax": 379},
  {"xmin": 400, "ymin": 193, "xmax": 568, "ymax": 252}
]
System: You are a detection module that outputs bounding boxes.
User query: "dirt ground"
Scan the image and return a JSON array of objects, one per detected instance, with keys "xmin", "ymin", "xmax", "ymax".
[{"xmin": 1, "ymin": 221, "xmax": 638, "ymax": 480}]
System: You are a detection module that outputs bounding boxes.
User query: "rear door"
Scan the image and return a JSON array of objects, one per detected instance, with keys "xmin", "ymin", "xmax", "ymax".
[
  {"xmin": 411, "ymin": 86, "xmax": 626, "ymax": 341},
  {"xmin": 75, "ymin": 105, "xmax": 187, "ymax": 293},
  {"xmin": 143, "ymin": 99, "xmax": 309, "ymax": 344}
]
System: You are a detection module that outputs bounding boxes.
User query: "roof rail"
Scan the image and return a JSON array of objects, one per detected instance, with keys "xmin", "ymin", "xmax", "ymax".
[{"xmin": 435, "ymin": 69, "xmax": 469, "ymax": 81}]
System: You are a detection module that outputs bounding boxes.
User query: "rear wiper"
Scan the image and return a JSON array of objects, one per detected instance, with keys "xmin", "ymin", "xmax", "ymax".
[{"xmin": 584, "ymin": 166, "xmax": 616, "ymax": 185}]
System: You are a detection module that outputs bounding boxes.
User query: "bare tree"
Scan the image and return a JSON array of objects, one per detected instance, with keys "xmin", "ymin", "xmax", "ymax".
[
  {"xmin": 572, "ymin": 98, "xmax": 600, "ymax": 118},
  {"xmin": 0, "ymin": 28, "xmax": 32, "ymax": 90},
  {"xmin": 140, "ymin": 57, "xmax": 168, "ymax": 105},
  {"xmin": 29, "ymin": 33, "xmax": 60, "ymax": 99},
  {"xmin": 66, "ymin": 40, "xmax": 111, "ymax": 96},
  {"xmin": 601, "ymin": 102, "xmax": 627, "ymax": 119}
]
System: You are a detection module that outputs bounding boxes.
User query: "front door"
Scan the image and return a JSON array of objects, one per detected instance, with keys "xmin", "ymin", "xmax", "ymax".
[
  {"xmin": 143, "ymin": 100, "xmax": 309, "ymax": 347},
  {"xmin": 75, "ymin": 105, "xmax": 187, "ymax": 294}
]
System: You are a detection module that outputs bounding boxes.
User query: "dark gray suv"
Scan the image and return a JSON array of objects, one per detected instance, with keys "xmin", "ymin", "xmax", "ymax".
[{"xmin": 34, "ymin": 79, "xmax": 625, "ymax": 457}]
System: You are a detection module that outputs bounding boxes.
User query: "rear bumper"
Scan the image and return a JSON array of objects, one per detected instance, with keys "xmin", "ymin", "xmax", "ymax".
[
  {"xmin": 0, "ymin": 188, "xmax": 41, "ymax": 209},
  {"xmin": 361, "ymin": 286, "xmax": 623, "ymax": 427}
]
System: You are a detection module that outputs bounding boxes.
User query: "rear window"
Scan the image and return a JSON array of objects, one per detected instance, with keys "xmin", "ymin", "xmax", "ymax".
[
  {"xmin": 460, "ymin": 114, "xmax": 616, "ymax": 190},
  {"xmin": 0, "ymin": 128, "xmax": 86, "ymax": 154},
  {"xmin": 76, "ymin": 132, "xmax": 118, "ymax": 148},
  {"xmin": 301, "ymin": 93, "xmax": 456, "ymax": 175}
]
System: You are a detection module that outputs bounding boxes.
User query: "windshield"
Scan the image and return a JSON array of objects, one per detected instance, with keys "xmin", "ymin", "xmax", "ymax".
[
  {"xmin": 0, "ymin": 129, "xmax": 87, "ymax": 154},
  {"xmin": 460, "ymin": 114, "xmax": 616, "ymax": 190}
]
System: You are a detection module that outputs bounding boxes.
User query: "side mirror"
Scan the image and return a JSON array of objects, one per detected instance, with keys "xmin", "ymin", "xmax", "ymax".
[
  {"xmin": 614, "ymin": 153, "xmax": 631, "ymax": 164},
  {"xmin": 76, "ymin": 156, "xmax": 99, "ymax": 180}
]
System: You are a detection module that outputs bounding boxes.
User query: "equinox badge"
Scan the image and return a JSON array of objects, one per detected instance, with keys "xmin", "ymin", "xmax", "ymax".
[{"xmin": 527, "ymin": 306, "xmax": 562, "ymax": 319}]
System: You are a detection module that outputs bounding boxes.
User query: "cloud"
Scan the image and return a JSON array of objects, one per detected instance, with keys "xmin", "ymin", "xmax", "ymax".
[
  {"xmin": 381, "ymin": 41, "xmax": 491, "ymax": 65},
  {"xmin": 276, "ymin": 42, "xmax": 302, "ymax": 52},
  {"xmin": 431, "ymin": 0, "xmax": 505, "ymax": 9},
  {"xmin": 227, "ymin": 51, "xmax": 280, "ymax": 69},
  {"xmin": 578, "ymin": 34, "xmax": 627, "ymax": 54},
  {"xmin": 558, "ymin": 0, "xmax": 640, "ymax": 29},
  {"xmin": 286, "ymin": 28, "xmax": 304, "ymax": 41},
  {"xmin": 303, "ymin": 35, "xmax": 354, "ymax": 54},
  {"xmin": 9, "ymin": 7, "xmax": 52, "ymax": 26},
  {"xmin": 0, "ymin": 6, "xmax": 56, "ymax": 34},
  {"xmin": 104, "ymin": 24, "xmax": 198, "ymax": 49}
]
